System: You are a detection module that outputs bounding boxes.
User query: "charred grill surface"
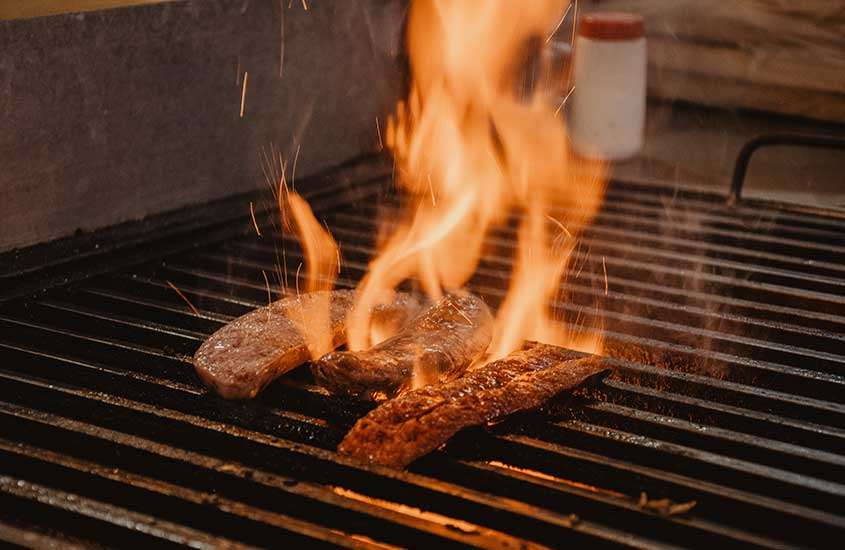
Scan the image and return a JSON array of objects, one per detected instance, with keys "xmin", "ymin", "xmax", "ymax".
[
  {"xmin": 339, "ymin": 344, "xmax": 608, "ymax": 467},
  {"xmin": 312, "ymin": 292, "xmax": 493, "ymax": 399},
  {"xmin": 1, "ymin": 158, "xmax": 845, "ymax": 548}
]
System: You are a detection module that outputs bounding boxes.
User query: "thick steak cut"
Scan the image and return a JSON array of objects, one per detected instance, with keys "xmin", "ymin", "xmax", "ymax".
[
  {"xmin": 194, "ymin": 290, "xmax": 419, "ymax": 399},
  {"xmin": 339, "ymin": 343, "xmax": 607, "ymax": 468},
  {"xmin": 312, "ymin": 292, "xmax": 493, "ymax": 399}
]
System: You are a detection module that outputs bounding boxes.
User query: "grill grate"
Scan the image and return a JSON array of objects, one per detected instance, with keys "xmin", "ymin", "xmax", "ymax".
[{"xmin": 1, "ymin": 157, "xmax": 844, "ymax": 548}]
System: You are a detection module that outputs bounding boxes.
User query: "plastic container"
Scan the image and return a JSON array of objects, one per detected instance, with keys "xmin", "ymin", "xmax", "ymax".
[{"xmin": 568, "ymin": 12, "xmax": 646, "ymax": 160}]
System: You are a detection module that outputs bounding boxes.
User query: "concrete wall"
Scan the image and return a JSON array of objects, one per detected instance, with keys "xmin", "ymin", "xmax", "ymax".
[{"xmin": 0, "ymin": 0, "xmax": 405, "ymax": 252}]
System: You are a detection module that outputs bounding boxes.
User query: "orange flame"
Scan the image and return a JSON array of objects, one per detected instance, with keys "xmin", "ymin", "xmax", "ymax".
[
  {"xmin": 347, "ymin": 0, "xmax": 607, "ymax": 359},
  {"xmin": 283, "ymin": 190, "xmax": 340, "ymax": 360}
]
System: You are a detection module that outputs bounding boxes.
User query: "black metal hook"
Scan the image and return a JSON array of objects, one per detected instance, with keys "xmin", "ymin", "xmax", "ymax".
[{"xmin": 728, "ymin": 134, "xmax": 845, "ymax": 206}]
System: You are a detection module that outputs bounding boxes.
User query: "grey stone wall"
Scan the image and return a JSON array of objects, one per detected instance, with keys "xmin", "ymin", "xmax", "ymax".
[{"xmin": 0, "ymin": 0, "xmax": 405, "ymax": 251}]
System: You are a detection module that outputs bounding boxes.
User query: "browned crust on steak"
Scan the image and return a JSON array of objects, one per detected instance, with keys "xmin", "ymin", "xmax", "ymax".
[
  {"xmin": 338, "ymin": 344, "xmax": 607, "ymax": 468},
  {"xmin": 312, "ymin": 292, "xmax": 493, "ymax": 399},
  {"xmin": 194, "ymin": 290, "xmax": 420, "ymax": 399}
]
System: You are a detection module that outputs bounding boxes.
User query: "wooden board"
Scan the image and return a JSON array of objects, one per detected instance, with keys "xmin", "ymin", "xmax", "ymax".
[
  {"xmin": 649, "ymin": 68, "xmax": 845, "ymax": 124},
  {"xmin": 582, "ymin": 0, "xmax": 845, "ymax": 122},
  {"xmin": 648, "ymin": 37, "xmax": 845, "ymax": 96}
]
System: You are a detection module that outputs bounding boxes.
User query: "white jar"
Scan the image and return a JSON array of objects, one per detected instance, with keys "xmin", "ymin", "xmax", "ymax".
[{"xmin": 568, "ymin": 13, "xmax": 646, "ymax": 161}]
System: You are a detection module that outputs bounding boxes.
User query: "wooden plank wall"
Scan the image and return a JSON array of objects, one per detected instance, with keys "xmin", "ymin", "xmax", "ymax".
[{"xmin": 583, "ymin": 0, "xmax": 845, "ymax": 122}]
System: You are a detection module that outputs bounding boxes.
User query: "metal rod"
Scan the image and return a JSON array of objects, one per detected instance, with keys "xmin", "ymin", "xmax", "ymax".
[{"xmin": 729, "ymin": 134, "xmax": 845, "ymax": 205}]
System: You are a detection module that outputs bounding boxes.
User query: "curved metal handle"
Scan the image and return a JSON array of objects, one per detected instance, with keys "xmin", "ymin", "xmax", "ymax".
[{"xmin": 728, "ymin": 134, "xmax": 845, "ymax": 206}]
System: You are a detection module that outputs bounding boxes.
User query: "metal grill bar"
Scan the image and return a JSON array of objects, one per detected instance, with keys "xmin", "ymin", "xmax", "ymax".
[
  {"xmin": 340, "ymin": 203, "xmax": 845, "ymax": 279},
  {"xmin": 205, "ymin": 235, "xmax": 845, "ymax": 403},
  {"xmin": 232, "ymin": 235, "xmax": 845, "ymax": 337},
  {"xmin": 0, "ymin": 342, "xmax": 824, "ymax": 548},
  {"xmin": 0, "ymin": 407, "xmax": 533, "ymax": 549},
  {"xmin": 0, "ymin": 352, "xmax": 658, "ymax": 549},
  {"xmin": 50, "ymin": 266, "xmax": 845, "ymax": 425},
  {"xmin": 608, "ymin": 180, "xmax": 845, "ymax": 232},
  {"xmin": 26, "ymin": 267, "xmax": 845, "ymax": 426},
  {"xmin": 2, "ymin": 161, "xmax": 845, "ymax": 548},
  {"xmin": 242, "ymin": 228, "xmax": 845, "ymax": 355},
  {"xmin": 333, "ymin": 209, "xmax": 845, "ymax": 309}
]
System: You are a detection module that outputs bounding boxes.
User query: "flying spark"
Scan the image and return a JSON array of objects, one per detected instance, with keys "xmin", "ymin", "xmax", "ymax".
[
  {"xmin": 166, "ymin": 281, "xmax": 200, "ymax": 316},
  {"xmin": 559, "ymin": 0, "xmax": 579, "ymax": 113},
  {"xmin": 602, "ymin": 256, "xmax": 608, "ymax": 295},
  {"xmin": 375, "ymin": 117, "xmax": 383, "ymax": 150},
  {"xmin": 554, "ymin": 86, "xmax": 575, "ymax": 117},
  {"xmin": 546, "ymin": 214, "xmax": 572, "ymax": 238},
  {"xmin": 249, "ymin": 201, "xmax": 262, "ymax": 237},
  {"xmin": 295, "ymin": 261, "xmax": 303, "ymax": 297},
  {"xmin": 240, "ymin": 71, "xmax": 249, "ymax": 118},
  {"xmin": 291, "ymin": 144, "xmax": 301, "ymax": 188},
  {"xmin": 262, "ymin": 270, "xmax": 273, "ymax": 308},
  {"xmin": 277, "ymin": 161, "xmax": 291, "ymax": 232},
  {"xmin": 546, "ymin": 2, "xmax": 573, "ymax": 43},
  {"xmin": 427, "ymin": 173, "xmax": 436, "ymax": 206}
]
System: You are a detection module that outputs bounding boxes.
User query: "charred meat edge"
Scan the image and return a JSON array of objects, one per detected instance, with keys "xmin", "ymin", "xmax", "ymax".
[
  {"xmin": 339, "ymin": 343, "xmax": 607, "ymax": 468},
  {"xmin": 312, "ymin": 292, "xmax": 493, "ymax": 400}
]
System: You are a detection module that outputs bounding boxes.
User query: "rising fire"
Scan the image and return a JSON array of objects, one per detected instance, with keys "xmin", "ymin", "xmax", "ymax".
[
  {"xmin": 284, "ymin": 191, "xmax": 339, "ymax": 359},
  {"xmin": 283, "ymin": 0, "xmax": 606, "ymax": 373},
  {"xmin": 346, "ymin": 0, "xmax": 607, "ymax": 361},
  {"xmin": 262, "ymin": 148, "xmax": 341, "ymax": 361}
]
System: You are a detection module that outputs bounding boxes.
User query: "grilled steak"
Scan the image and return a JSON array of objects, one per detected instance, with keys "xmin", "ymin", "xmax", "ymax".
[
  {"xmin": 312, "ymin": 292, "xmax": 493, "ymax": 400},
  {"xmin": 194, "ymin": 290, "xmax": 420, "ymax": 399},
  {"xmin": 338, "ymin": 344, "xmax": 607, "ymax": 468}
]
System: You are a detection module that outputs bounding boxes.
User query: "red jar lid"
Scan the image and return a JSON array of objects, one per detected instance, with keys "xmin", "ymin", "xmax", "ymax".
[{"xmin": 578, "ymin": 12, "xmax": 644, "ymax": 41}]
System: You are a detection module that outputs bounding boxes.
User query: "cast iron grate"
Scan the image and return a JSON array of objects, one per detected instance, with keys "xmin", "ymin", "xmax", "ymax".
[{"xmin": 1, "ymin": 157, "xmax": 844, "ymax": 548}]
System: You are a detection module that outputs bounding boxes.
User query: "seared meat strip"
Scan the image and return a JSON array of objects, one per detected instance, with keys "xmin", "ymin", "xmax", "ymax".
[
  {"xmin": 313, "ymin": 292, "xmax": 493, "ymax": 399},
  {"xmin": 339, "ymin": 344, "xmax": 607, "ymax": 468},
  {"xmin": 194, "ymin": 290, "xmax": 419, "ymax": 399}
]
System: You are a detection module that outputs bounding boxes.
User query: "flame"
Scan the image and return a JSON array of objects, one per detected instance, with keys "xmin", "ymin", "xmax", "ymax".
[
  {"xmin": 272, "ymin": 158, "xmax": 406, "ymax": 358},
  {"xmin": 283, "ymin": 190, "xmax": 340, "ymax": 360},
  {"xmin": 347, "ymin": 0, "xmax": 607, "ymax": 359}
]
